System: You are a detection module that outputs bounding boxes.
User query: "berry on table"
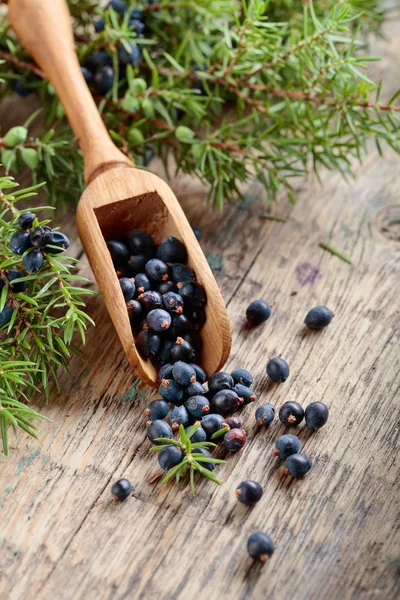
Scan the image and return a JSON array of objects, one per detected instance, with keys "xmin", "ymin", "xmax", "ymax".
[
  {"xmin": 111, "ymin": 478, "xmax": 132, "ymax": 502},
  {"xmin": 158, "ymin": 445, "xmax": 183, "ymax": 470},
  {"xmin": 236, "ymin": 480, "xmax": 263, "ymax": 506},
  {"xmin": 233, "ymin": 383, "xmax": 256, "ymax": 404},
  {"xmin": 23, "ymin": 249, "xmax": 44, "ymax": 273},
  {"xmin": 273, "ymin": 434, "xmax": 301, "ymax": 460},
  {"xmin": 147, "ymin": 419, "xmax": 173, "ymax": 444},
  {"xmin": 247, "ymin": 532, "xmax": 274, "ymax": 562},
  {"xmin": 178, "ymin": 281, "xmax": 207, "ymax": 309},
  {"xmin": 185, "ymin": 380, "xmax": 206, "ymax": 398},
  {"xmin": 135, "ymin": 273, "xmax": 151, "ymax": 294},
  {"xmin": 127, "ymin": 230, "xmax": 155, "ymax": 257},
  {"xmin": 186, "ymin": 425, "xmax": 207, "ymax": 443},
  {"xmin": 225, "ymin": 416, "xmax": 242, "ymax": 429},
  {"xmin": 136, "ymin": 330, "xmax": 161, "ymax": 359},
  {"xmin": 279, "ymin": 402, "xmax": 304, "ymax": 426},
  {"xmin": 145, "ymin": 258, "xmax": 169, "ymax": 282},
  {"xmin": 163, "ymin": 291, "xmax": 184, "ymax": 314},
  {"xmin": 107, "ymin": 240, "xmax": 130, "ymax": 265},
  {"xmin": 0, "ymin": 305, "xmax": 13, "ymax": 328},
  {"xmin": 190, "ymin": 363, "xmax": 206, "ymax": 384},
  {"xmin": 159, "ymin": 378, "xmax": 184, "ymax": 403},
  {"xmin": 212, "ymin": 389, "xmax": 241, "ymax": 414},
  {"xmin": 304, "ymin": 306, "xmax": 334, "ymax": 330},
  {"xmin": 201, "ymin": 413, "xmax": 227, "ymax": 438},
  {"xmin": 305, "ymin": 402, "xmax": 329, "ymax": 430},
  {"xmin": 144, "ymin": 399, "xmax": 170, "ymax": 421},
  {"xmin": 10, "ymin": 230, "xmax": 32, "ymax": 255},
  {"xmin": 255, "ymin": 403, "xmax": 275, "ymax": 426},
  {"xmin": 157, "ymin": 236, "xmax": 188, "ymax": 264},
  {"xmin": 185, "ymin": 395, "xmax": 210, "ymax": 418},
  {"xmin": 246, "ymin": 299, "xmax": 272, "ymax": 325},
  {"xmin": 18, "ymin": 211, "xmax": 36, "ymax": 230},
  {"xmin": 93, "ymin": 65, "xmax": 114, "ymax": 94},
  {"xmin": 170, "ymin": 337, "xmax": 195, "ymax": 363},
  {"xmin": 266, "ymin": 357, "xmax": 290, "ymax": 383},
  {"xmin": 284, "ymin": 453, "xmax": 312, "ymax": 477},
  {"xmin": 170, "ymin": 405, "xmax": 189, "ymax": 430},
  {"xmin": 231, "ymin": 368, "xmax": 253, "ymax": 388},
  {"xmin": 172, "ymin": 361, "xmax": 196, "ymax": 386},
  {"xmin": 224, "ymin": 428, "xmax": 246, "ymax": 451},
  {"xmin": 208, "ymin": 371, "xmax": 233, "ymax": 395},
  {"xmin": 138, "ymin": 290, "xmax": 163, "ymax": 312},
  {"xmin": 119, "ymin": 277, "xmax": 136, "ymax": 301},
  {"xmin": 147, "ymin": 308, "xmax": 171, "ymax": 332}
]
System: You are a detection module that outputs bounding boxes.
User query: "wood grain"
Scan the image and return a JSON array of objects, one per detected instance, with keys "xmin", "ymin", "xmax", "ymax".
[{"xmin": 1, "ymin": 7, "xmax": 400, "ymax": 600}]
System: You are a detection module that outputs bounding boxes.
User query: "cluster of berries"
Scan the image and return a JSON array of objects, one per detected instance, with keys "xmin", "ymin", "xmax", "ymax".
[{"xmin": 107, "ymin": 230, "xmax": 206, "ymax": 368}]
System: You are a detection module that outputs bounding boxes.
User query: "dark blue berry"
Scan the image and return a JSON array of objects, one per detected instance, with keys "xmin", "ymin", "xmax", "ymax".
[
  {"xmin": 81, "ymin": 66, "xmax": 93, "ymax": 84},
  {"xmin": 190, "ymin": 363, "xmax": 206, "ymax": 384},
  {"xmin": 130, "ymin": 8, "xmax": 142, "ymax": 19},
  {"xmin": 279, "ymin": 402, "xmax": 304, "ymax": 426},
  {"xmin": 185, "ymin": 380, "xmax": 206, "ymax": 398},
  {"xmin": 147, "ymin": 308, "xmax": 171, "ymax": 332},
  {"xmin": 224, "ymin": 428, "xmax": 246, "ymax": 452},
  {"xmin": 231, "ymin": 368, "xmax": 253, "ymax": 388},
  {"xmin": 192, "ymin": 225, "xmax": 202, "ymax": 241},
  {"xmin": 172, "ymin": 361, "xmax": 196, "ymax": 386},
  {"xmin": 233, "ymin": 383, "xmax": 256, "ymax": 404},
  {"xmin": 170, "ymin": 263, "xmax": 195, "ymax": 284},
  {"xmin": 158, "ymin": 445, "xmax": 183, "ymax": 470},
  {"xmin": 305, "ymin": 402, "xmax": 329, "ymax": 430},
  {"xmin": 0, "ymin": 305, "xmax": 13, "ymax": 328},
  {"xmin": 159, "ymin": 378, "xmax": 184, "ymax": 403},
  {"xmin": 94, "ymin": 18, "xmax": 106, "ymax": 32},
  {"xmin": 145, "ymin": 258, "xmax": 169, "ymax": 283},
  {"xmin": 284, "ymin": 453, "xmax": 312, "ymax": 477},
  {"xmin": 212, "ymin": 389, "xmax": 241, "ymax": 414},
  {"xmin": 111, "ymin": 478, "xmax": 132, "ymax": 501},
  {"xmin": 126, "ymin": 299, "xmax": 143, "ymax": 322},
  {"xmin": 178, "ymin": 281, "xmax": 207, "ymax": 309},
  {"xmin": 30, "ymin": 225, "xmax": 52, "ymax": 248},
  {"xmin": 247, "ymin": 532, "xmax": 274, "ymax": 562},
  {"xmin": 266, "ymin": 357, "xmax": 290, "ymax": 382},
  {"xmin": 23, "ymin": 249, "xmax": 44, "ymax": 273},
  {"xmin": 201, "ymin": 413, "xmax": 227, "ymax": 438},
  {"xmin": 136, "ymin": 330, "xmax": 161, "ymax": 359},
  {"xmin": 45, "ymin": 231, "xmax": 70, "ymax": 254},
  {"xmin": 208, "ymin": 371, "xmax": 233, "ymax": 395},
  {"xmin": 128, "ymin": 254, "xmax": 147, "ymax": 273},
  {"xmin": 170, "ymin": 405, "xmax": 189, "ymax": 430},
  {"xmin": 182, "ymin": 330, "xmax": 203, "ymax": 356},
  {"xmin": 147, "ymin": 419, "xmax": 173, "ymax": 445},
  {"xmin": 11, "ymin": 78, "xmax": 30, "ymax": 97},
  {"xmin": 236, "ymin": 480, "xmax": 263, "ymax": 506},
  {"xmin": 185, "ymin": 395, "xmax": 210, "ymax": 418},
  {"xmin": 107, "ymin": 240, "xmax": 130, "ymax": 265},
  {"xmin": 157, "ymin": 236, "xmax": 187, "ymax": 264},
  {"xmin": 158, "ymin": 363, "xmax": 174, "ymax": 380},
  {"xmin": 87, "ymin": 51, "xmax": 112, "ymax": 69},
  {"xmin": 193, "ymin": 447, "xmax": 215, "ymax": 471},
  {"xmin": 7, "ymin": 269, "xmax": 27, "ymax": 293},
  {"xmin": 144, "ymin": 399, "xmax": 170, "ymax": 421},
  {"xmin": 127, "ymin": 230, "xmax": 155, "ymax": 257},
  {"xmin": 168, "ymin": 314, "xmax": 192, "ymax": 337},
  {"xmin": 255, "ymin": 403, "xmax": 275, "ymax": 426},
  {"xmin": 170, "ymin": 337, "xmax": 195, "ymax": 363},
  {"xmin": 118, "ymin": 42, "xmax": 141, "ymax": 66},
  {"xmin": 273, "ymin": 434, "xmax": 301, "ymax": 460},
  {"xmin": 225, "ymin": 416, "xmax": 242, "ymax": 429},
  {"xmin": 304, "ymin": 306, "xmax": 334, "ymax": 330},
  {"xmin": 156, "ymin": 281, "xmax": 177, "ymax": 295},
  {"xmin": 135, "ymin": 273, "xmax": 151, "ymax": 294},
  {"xmin": 18, "ymin": 212, "xmax": 36, "ymax": 230},
  {"xmin": 246, "ymin": 299, "xmax": 272, "ymax": 325},
  {"xmin": 163, "ymin": 291, "xmax": 184, "ymax": 314},
  {"xmin": 93, "ymin": 65, "xmax": 114, "ymax": 94},
  {"xmin": 119, "ymin": 277, "xmax": 136, "ymax": 301},
  {"xmin": 107, "ymin": 0, "xmax": 127, "ymax": 14},
  {"xmin": 10, "ymin": 230, "xmax": 32, "ymax": 255},
  {"xmin": 156, "ymin": 339, "xmax": 174, "ymax": 365},
  {"xmin": 128, "ymin": 19, "xmax": 145, "ymax": 35},
  {"xmin": 138, "ymin": 290, "xmax": 163, "ymax": 312},
  {"xmin": 188, "ymin": 308, "xmax": 206, "ymax": 330},
  {"xmin": 186, "ymin": 425, "xmax": 207, "ymax": 443}
]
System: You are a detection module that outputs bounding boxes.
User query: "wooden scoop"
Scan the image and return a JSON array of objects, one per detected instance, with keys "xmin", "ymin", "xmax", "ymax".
[{"xmin": 9, "ymin": 0, "xmax": 231, "ymax": 386}]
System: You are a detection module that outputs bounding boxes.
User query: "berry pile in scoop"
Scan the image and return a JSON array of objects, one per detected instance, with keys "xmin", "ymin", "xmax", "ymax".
[
  {"xmin": 9, "ymin": 211, "xmax": 70, "ymax": 274},
  {"xmin": 107, "ymin": 231, "xmax": 207, "ymax": 369}
]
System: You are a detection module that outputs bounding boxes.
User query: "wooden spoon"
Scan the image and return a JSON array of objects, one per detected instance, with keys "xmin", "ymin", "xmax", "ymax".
[{"xmin": 8, "ymin": 0, "xmax": 231, "ymax": 386}]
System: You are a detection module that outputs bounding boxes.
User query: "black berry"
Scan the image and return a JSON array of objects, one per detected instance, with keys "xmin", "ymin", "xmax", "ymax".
[
  {"xmin": 111, "ymin": 478, "xmax": 132, "ymax": 502},
  {"xmin": 304, "ymin": 306, "xmax": 334, "ymax": 330},
  {"xmin": 279, "ymin": 401, "xmax": 304, "ymax": 426},
  {"xmin": 157, "ymin": 236, "xmax": 187, "ymax": 264},
  {"xmin": 247, "ymin": 532, "xmax": 274, "ymax": 562},
  {"xmin": 18, "ymin": 211, "xmax": 36, "ymax": 230},
  {"xmin": 246, "ymin": 299, "xmax": 272, "ymax": 325},
  {"xmin": 236, "ymin": 480, "xmax": 263, "ymax": 506},
  {"xmin": 305, "ymin": 402, "xmax": 329, "ymax": 430},
  {"xmin": 266, "ymin": 357, "xmax": 290, "ymax": 382}
]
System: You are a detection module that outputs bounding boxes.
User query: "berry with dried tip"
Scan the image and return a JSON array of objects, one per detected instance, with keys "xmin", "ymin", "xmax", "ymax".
[
  {"xmin": 107, "ymin": 240, "xmax": 130, "ymax": 265},
  {"xmin": 163, "ymin": 291, "xmax": 184, "ymax": 314},
  {"xmin": 119, "ymin": 277, "xmax": 136, "ymax": 301},
  {"xmin": 23, "ymin": 249, "xmax": 44, "ymax": 273},
  {"xmin": 30, "ymin": 225, "xmax": 52, "ymax": 248},
  {"xmin": 246, "ymin": 299, "xmax": 272, "ymax": 325},
  {"xmin": 193, "ymin": 447, "xmax": 215, "ymax": 471},
  {"xmin": 0, "ymin": 305, "xmax": 13, "ymax": 328},
  {"xmin": 145, "ymin": 258, "xmax": 169, "ymax": 282},
  {"xmin": 135, "ymin": 273, "xmax": 151, "ymax": 294},
  {"xmin": 305, "ymin": 402, "xmax": 329, "ymax": 430},
  {"xmin": 170, "ymin": 263, "xmax": 196, "ymax": 284},
  {"xmin": 225, "ymin": 416, "xmax": 242, "ymax": 429},
  {"xmin": 10, "ymin": 230, "xmax": 32, "ymax": 255},
  {"xmin": 158, "ymin": 378, "xmax": 184, "ymax": 403},
  {"xmin": 233, "ymin": 383, "xmax": 256, "ymax": 404},
  {"xmin": 170, "ymin": 405, "xmax": 189, "ymax": 430},
  {"xmin": 247, "ymin": 532, "xmax": 274, "ymax": 562},
  {"xmin": 186, "ymin": 425, "xmax": 207, "ymax": 443},
  {"xmin": 147, "ymin": 419, "xmax": 173, "ymax": 445},
  {"xmin": 284, "ymin": 453, "xmax": 312, "ymax": 477},
  {"xmin": 158, "ymin": 445, "xmax": 183, "ymax": 470},
  {"xmin": 185, "ymin": 381, "xmax": 207, "ymax": 398},
  {"xmin": 172, "ymin": 361, "xmax": 196, "ymax": 386},
  {"xmin": 231, "ymin": 368, "xmax": 253, "ymax": 388},
  {"xmin": 255, "ymin": 403, "xmax": 275, "ymax": 426},
  {"xmin": 304, "ymin": 306, "xmax": 334, "ymax": 330},
  {"xmin": 190, "ymin": 363, "xmax": 206, "ymax": 384},
  {"xmin": 279, "ymin": 402, "xmax": 304, "ymax": 426},
  {"xmin": 208, "ymin": 371, "xmax": 233, "ymax": 395},
  {"xmin": 147, "ymin": 308, "xmax": 172, "ymax": 332},
  {"xmin": 157, "ymin": 236, "xmax": 188, "ymax": 264},
  {"xmin": 185, "ymin": 395, "xmax": 210, "ymax": 418},
  {"xmin": 111, "ymin": 478, "xmax": 132, "ymax": 502},
  {"xmin": 18, "ymin": 211, "xmax": 36, "ymax": 230},
  {"xmin": 224, "ymin": 428, "xmax": 246, "ymax": 452},
  {"xmin": 212, "ymin": 389, "xmax": 241, "ymax": 414},
  {"xmin": 127, "ymin": 230, "xmax": 155, "ymax": 258},
  {"xmin": 266, "ymin": 357, "xmax": 290, "ymax": 383},
  {"xmin": 138, "ymin": 290, "xmax": 163, "ymax": 312},
  {"xmin": 170, "ymin": 337, "xmax": 195, "ymax": 363},
  {"xmin": 178, "ymin": 281, "xmax": 207, "ymax": 308},
  {"xmin": 126, "ymin": 299, "xmax": 143, "ymax": 322},
  {"xmin": 201, "ymin": 413, "xmax": 227, "ymax": 438},
  {"xmin": 136, "ymin": 330, "xmax": 161, "ymax": 359},
  {"xmin": 273, "ymin": 434, "xmax": 301, "ymax": 460},
  {"xmin": 236, "ymin": 480, "xmax": 263, "ymax": 506},
  {"xmin": 144, "ymin": 399, "xmax": 170, "ymax": 422}
]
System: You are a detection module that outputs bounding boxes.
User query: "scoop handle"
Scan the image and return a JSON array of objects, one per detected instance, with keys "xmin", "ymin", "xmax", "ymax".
[{"xmin": 8, "ymin": 0, "xmax": 132, "ymax": 184}]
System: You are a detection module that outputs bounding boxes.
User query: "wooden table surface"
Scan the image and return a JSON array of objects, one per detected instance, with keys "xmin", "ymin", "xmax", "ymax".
[{"xmin": 1, "ymin": 13, "xmax": 400, "ymax": 600}]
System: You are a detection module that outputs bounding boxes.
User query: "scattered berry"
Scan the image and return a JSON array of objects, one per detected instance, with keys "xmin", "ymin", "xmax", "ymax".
[
  {"xmin": 247, "ymin": 532, "xmax": 274, "ymax": 562},
  {"xmin": 185, "ymin": 380, "xmax": 206, "ymax": 398},
  {"xmin": 305, "ymin": 402, "xmax": 329, "ymax": 430},
  {"xmin": 170, "ymin": 337, "xmax": 195, "ymax": 363},
  {"xmin": 147, "ymin": 308, "xmax": 171, "ymax": 332},
  {"xmin": 158, "ymin": 378, "xmax": 184, "ymax": 403},
  {"xmin": 208, "ymin": 371, "xmax": 233, "ymax": 395},
  {"xmin": 185, "ymin": 395, "xmax": 210, "ymax": 418},
  {"xmin": 284, "ymin": 453, "xmax": 312, "ymax": 477},
  {"xmin": 236, "ymin": 480, "xmax": 263, "ymax": 506},
  {"xmin": 172, "ymin": 361, "xmax": 196, "ymax": 386},
  {"xmin": 158, "ymin": 445, "xmax": 183, "ymax": 470},
  {"xmin": 107, "ymin": 240, "xmax": 130, "ymax": 265},
  {"xmin": 170, "ymin": 405, "xmax": 189, "ymax": 430},
  {"xmin": 304, "ymin": 306, "xmax": 334, "ymax": 330},
  {"xmin": 279, "ymin": 402, "xmax": 304, "ymax": 426},
  {"xmin": 231, "ymin": 368, "xmax": 253, "ymax": 388},
  {"xmin": 157, "ymin": 236, "xmax": 187, "ymax": 264},
  {"xmin": 201, "ymin": 413, "xmax": 227, "ymax": 438},
  {"xmin": 225, "ymin": 416, "xmax": 242, "ymax": 429},
  {"xmin": 266, "ymin": 357, "xmax": 290, "ymax": 383},
  {"xmin": 273, "ymin": 434, "xmax": 301, "ymax": 460},
  {"xmin": 147, "ymin": 419, "xmax": 173, "ymax": 445},
  {"xmin": 119, "ymin": 277, "xmax": 136, "ymax": 301},
  {"xmin": 111, "ymin": 478, "xmax": 132, "ymax": 502},
  {"xmin": 18, "ymin": 211, "xmax": 36, "ymax": 230},
  {"xmin": 246, "ymin": 299, "xmax": 272, "ymax": 325},
  {"xmin": 10, "ymin": 230, "xmax": 32, "ymax": 255},
  {"xmin": 255, "ymin": 403, "xmax": 275, "ymax": 426},
  {"xmin": 233, "ymin": 383, "xmax": 256, "ymax": 404},
  {"xmin": 224, "ymin": 428, "xmax": 246, "ymax": 451},
  {"xmin": 144, "ymin": 399, "xmax": 170, "ymax": 421},
  {"xmin": 212, "ymin": 389, "xmax": 241, "ymax": 414}
]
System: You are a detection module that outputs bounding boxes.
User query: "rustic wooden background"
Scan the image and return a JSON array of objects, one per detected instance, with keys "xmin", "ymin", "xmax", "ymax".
[{"xmin": 1, "ymin": 10, "xmax": 400, "ymax": 600}]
